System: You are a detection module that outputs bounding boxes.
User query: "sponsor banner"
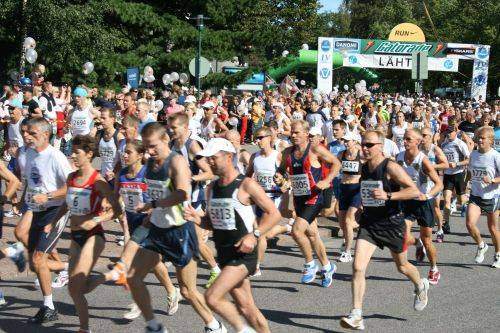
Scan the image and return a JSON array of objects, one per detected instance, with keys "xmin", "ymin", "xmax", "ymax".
[
  {"xmin": 332, "ymin": 38, "xmax": 361, "ymax": 54},
  {"xmin": 445, "ymin": 43, "xmax": 477, "ymax": 59},
  {"xmin": 343, "ymin": 54, "xmax": 458, "ymax": 72},
  {"xmin": 317, "ymin": 37, "xmax": 334, "ymax": 94},
  {"xmin": 126, "ymin": 67, "xmax": 140, "ymax": 89},
  {"xmin": 361, "ymin": 39, "xmax": 447, "ymax": 57},
  {"xmin": 388, "ymin": 23, "xmax": 426, "ymax": 42},
  {"xmin": 471, "ymin": 45, "xmax": 490, "ymax": 102}
]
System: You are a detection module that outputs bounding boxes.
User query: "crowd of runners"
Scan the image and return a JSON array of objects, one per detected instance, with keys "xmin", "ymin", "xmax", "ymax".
[{"xmin": 0, "ymin": 80, "xmax": 499, "ymax": 332}]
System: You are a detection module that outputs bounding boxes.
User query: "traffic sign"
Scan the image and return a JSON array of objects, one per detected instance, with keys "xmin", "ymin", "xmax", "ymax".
[
  {"xmin": 189, "ymin": 57, "xmax": 211, "ymax": 78},
  {"xmin": 412, "ymin": 51, "xmax": 428, "ymax": 80}
]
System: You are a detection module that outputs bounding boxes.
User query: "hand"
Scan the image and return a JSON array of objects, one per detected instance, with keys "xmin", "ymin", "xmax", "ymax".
[
  {"xmin": 105, "ymin": 171, "xmax": 115, "ymax": 181},
  {"xmin": 235, "ymin": 233, "xmax": 257, "ymax": 254},
  {"xmin": 449, "ymin": 162, "xmax": 456, "ymax": 168},
  {"xmin": 483, "ymin": 175, "xmax": 492, "ymax": 184},
  {"xmin": 33, "ymin": 193, "xmax": 48, "ymax": 204},
  {"xmin": 136, "ymin": 202, "xmax": 152, "ymax": 213},
  {"xmin": 43, "ymin": 223, "xmax": 53, "ymax": 234},
  {"xmin": 372, "ymin": 188, "xmax": 388, "ymax": 200},
  {"xmin": 416, "ymin": 192, "xmax": 427, "ymax": 201},
  {"xmin": 183, "ymin": 204, "xmax": 201, "ymax": 225},
  {"xmin": 315, "ymin": 180, "xmax": 330, "ymax": 190},
  {"xmin": 273, "ymin": 173, "xmax": 284, "ymax": 186}
]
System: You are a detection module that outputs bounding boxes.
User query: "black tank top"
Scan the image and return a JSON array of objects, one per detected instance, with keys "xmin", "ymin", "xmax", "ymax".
[{"xmin": 360, "ymin": 159, "xmax": 403, "ymax": 227}]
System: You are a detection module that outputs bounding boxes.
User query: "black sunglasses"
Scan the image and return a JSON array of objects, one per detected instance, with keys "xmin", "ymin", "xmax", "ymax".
[
  {"xmin": 255, "ymin": 135, "xmax": 269, "ymax": 141},
  {"xmin": 361, "ymin": 142, "xmax": 381, "ymax": 148}
]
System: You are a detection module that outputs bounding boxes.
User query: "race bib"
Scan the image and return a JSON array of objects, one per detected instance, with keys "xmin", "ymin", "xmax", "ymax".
[
  {"xmin": 120, "ymin": 188, "xmax": 143, "ymax": 212},
  {"xmin": 26, "ymin": 187, "xmax": 46, "ymax": 212},
  {"xmin": 99, "ymin": 147, "xmax": 116, "ymax": 163},
  {"xmin": 145, "ymin": 179, "xmax": 169, "ymax": 201},
  {"xmin": 290, "ymin": 174, "xmax": 311, "ymax": 196},
  {"xmin": 445, "ymin": 151, "xmax": 457, "ymax": 163},
  {"xmin": 360, "ymin": 180, "xmax": 385, "ymax": 207},
  {"xmin": 342, "ymin": 160, "xmax": 360, "ymax": 173},
  {"xmin": 413, "ymin": 122, "xmax": 423, "ymax": 129},
  {"xmin": 256, "ymin": 172, "xmax": 275, "ymax": 191},
  {"xmin": 72, "ymin": 117, "xmax": 88, "ymax": 131},
  {"xmin": 395, "ymin": 136, "xmax": 404, "ymax": 147},
  {"xmin": 208, "ymin": 198, "xmax": 236, "ymax": 230},
  {"xmin": 471, "ymin": 167, "xmax": 488, "ymax": 183},
  {"xmin": 66, "ymin": 187, "xmax": 92, "ymax": 216}
]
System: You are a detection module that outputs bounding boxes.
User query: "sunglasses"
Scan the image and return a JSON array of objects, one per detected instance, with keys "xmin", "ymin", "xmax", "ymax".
[
  {"xmin": 361, "ymin": 142, "xmax": 381, "ymax": 148},
  {"xmin": 255, "ymin": 135, "xmax": 269, "ymax": 141}
]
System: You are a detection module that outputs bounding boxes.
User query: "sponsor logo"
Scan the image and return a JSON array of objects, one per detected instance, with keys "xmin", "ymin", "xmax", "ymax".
[
  {"xmin": 319, "ymin": 67, "xmax": 331, "ymax": 79},
  {"xmin": 334, "ymin": 40, "xmax": 359, "ymax": 51},
  {"xmin": 374, "ymin": 41, "xmax": 433, "ymax": 55},
  {"xmin": 446, "ymin": 47, "xmax": 475, "ymax": 56},
  {"xmin": 321, "ymin": 40, "xmax": 331, "ymax": 52},
  {"xmin": 477, "ymin": 46, "xmax": 489, "ymax": 59},
  {"xmin": 443, "ymin": 59, "xmax": 454, "ymax": 69},
  {"xmin": 348, "ymin": 55, "xmax": 358, "ymax": 64},
  {"xmin": 473, "ymin": 74, "xmax": 486, "ymax": 86},
  {"xmin": 320, "ymin": 53, "xmax": 331, "ymax": 63}
]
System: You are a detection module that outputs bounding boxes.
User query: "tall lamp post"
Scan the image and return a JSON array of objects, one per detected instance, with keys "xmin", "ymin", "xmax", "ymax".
[{"xmin": 195, "ymin": 15, "xmax": 205, "ymax": 99}]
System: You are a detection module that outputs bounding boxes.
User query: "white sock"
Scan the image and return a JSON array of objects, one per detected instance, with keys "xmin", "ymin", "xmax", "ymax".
[
  {"xmin": 146, "ymin": 318, "xmax": 161, "ymax": 330},
  {"xmin": 256, "ymin": 262, "xmax": 260, "ymax": 270},
  {"xmin": 431, "ymin": 265, "xmax": 438, "ymax": 272},
  {"xmin": 211, "ymin": 265, "xmax": 221, "ymax": 274},
  {"xmin": 417, "ymin": 280, "xmax": 425, "ymax": 291},
  {"xmin": 322, "ymin": 262, "xmax": 331, "ymax": 271},
  {"xmin": 206, "ymin": 318, "xmax": 220, "ymax": 330},
  {"xmin": 5, "ymin": 246, "xmax": 17, "ymax": 258},
  {"xmin": 479, "ymin": 241, "xmax": 485, "ymax": 249},
  {"xmin": 306, "ymin": 260, "xmax": 315, "ymax": 267},
  {"xmin": 43, "ymin": 294, "xmax": 55, "ymax": 310},
  {"xmin": 352, "ymin": 308, "xmax": 362, "ymax": 317},
  {"xmin": 237, "ymin": 326, "xmax": 252, "ymax": 333}
]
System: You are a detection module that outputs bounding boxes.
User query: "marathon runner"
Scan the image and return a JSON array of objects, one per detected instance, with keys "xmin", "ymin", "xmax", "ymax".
[
  {"xmin": 340, "ymin": 130, "xmax": 429, "ymax": 331},
  {"xmin": 97, "ymin": 108, "xmax": 123, "ymax": 185},
  {"xmin": 185, "ymin": 137, "xmax": 280, "ymax": 333}
]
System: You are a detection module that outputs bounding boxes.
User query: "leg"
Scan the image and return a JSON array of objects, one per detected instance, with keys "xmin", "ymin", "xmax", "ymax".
[
  {"xmin": 433, "ymin": 196, "xmax": 443, "ymax": 231},
  {"xmin": 195, "ymin": 225, "xmax": 218, "ymax": 269},
  {"xmin": 15, "ymin": 210, "xmax": 32, "ymax": 247},
  {"xmin": 405, "ymin": 220, "xmax": 416, "ymax": 246},
  {"xmin": 205, "ymin": 265, "xmax": 248, "ymax": 331},
  {"xmin": 291, "ymin": 217, "xmax": 314, "ymax": 263},
  {"xmin": 351, "ymin": 239, "xmax": 377, "ymax": 310},
  {"xmin": 443, "ymin": 189, "xmax": 452, "ymax": 226},
  {"xmin": 31, "ymin": 251, "xmax": 52, "ymax": 297},
  {"xmin": 390, "ymin": 250, "xmax": 422, "ymax": 287},
  {"xmin": 344, "ymin": 207, "xmax": 359, "ymax": 252},
  {"xmin": 231, "ymin": 278, "xmax": 270, "ymax": 333},
  {"xmin": 257, "ymin": 224, "xmax": 288, "ymax": 265},
  {"xmin": 420, "ymin": 227, "xmax": 437, "ymax": 267},
  {"xmin": 153, "ymin": 262, "xmax": 175, "ymax": 295},
  {"xmin": 487, "ymin": 211, "xmax": 499, "ymax": 253},
  {"xmin": 305, "ymin": 220, "xmax": 329, "ymax": 266},
  {"xmin": 465, "ymin": 203, "xmax": 483, "ymax": 245}
]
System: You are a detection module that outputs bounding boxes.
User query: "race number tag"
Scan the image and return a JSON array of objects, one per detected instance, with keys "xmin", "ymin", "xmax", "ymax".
[
  {"xmin": 290, "ymin": 174, "xmax": 311, "ymax": 196},
  {"xmin": 342, "ymin": 160, "xmax": 359, "ymax": 173},
  {"xmin": 120, "ymin": 188, "xmax": 143, "ymax": 212},
  {"xmin": 99, "ymin": 147, "xmax": 116, "ymax": 163},
  {"xmin": 208, "ymin": 198, "xmax": 236, "ymax": 230},
  {"xmin": 445, "ymin": 151, "xmax": 457, "ymax": 163},
  {"xmin": 395, "ymin": 136, "xmax": 404, "ymax": 147},
  {"xmin": 66, "ymin": 187, "xmax": 92, "ymax": 216},
  {"xmin": 360, "ymin": 180, "xmax": 385, "ymax": 207},
  {"xmin": 26, "ymin": 187, "xmax": 46, "ymax": 212},
  {"xmin": 256, "ymin": 172, "xmax": 275, "ymax": 191},
  {"xmin": 72, "ymin": 117, "xmax": 88, "ymax": 131},
  {"xmin": 471, "ymin": 167, "xmax": 487, "ymax": 183},
  {"xmin": 145, "ymin": 179, "xmax": 169, "ymax": 201}
]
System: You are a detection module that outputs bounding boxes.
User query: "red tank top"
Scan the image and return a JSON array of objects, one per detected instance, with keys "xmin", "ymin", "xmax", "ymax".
[{"xmin": 66, "ymin": 170, "xmax": 102, "ymax": 216}]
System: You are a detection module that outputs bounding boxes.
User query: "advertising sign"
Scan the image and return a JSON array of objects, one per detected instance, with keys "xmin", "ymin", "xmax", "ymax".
[
  {"xmin": 317, "ymin": 37, "xmax": 334, "ymax": 94},
  {"xmin": 361, "ymin": 39, "xmax": 447, "ymax": 57},
  {"xmin": 126, "ymin": 67, "xmax": 140, "ymax": 89},
  {"xmin": 332, "ymin": 38, "xmax": 360, "ymax": 54},
  {"xmin": 388, "ymin": 23, "xmax": 426, "ymax": 42},
  {"xmin": 343, "ymin": 54, "xmax": 458, "ymax": 72},
  {"xmin": 471, "ymin": 45, "xmax": 490, "ymax": 101},
  {"xmin": 445, "ymin": 43, "xmax": 476, "ymax": 59}
]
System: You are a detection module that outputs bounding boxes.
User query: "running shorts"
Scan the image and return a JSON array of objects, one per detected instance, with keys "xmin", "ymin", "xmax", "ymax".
[
  {"xmin": 70, "ymin": 225, "xmax": 105, "ymax": 248},
  {"xmin": 338, "ymin": 183, "xmax": 361, "ymax": 211},
  {"xmin": 357, "ymin": 216, "xmax": 407, "ymax": 253},
  {"xmin": 443, "ymin": 172, "xmax": 467, "ymax": 195},
  {"xmin": 402, "ymin": 199, "xmax": 435, "ymax": 228},
  {"xmin": 294, "ymin": 194, "xmax": 324, "ymax": 223},
  {"xmin": 216, "ymin": 245, "xmax": 257, "ymax": 276},
  {"xmin": 469, "ymin": 195, "xmax": 499, "ymax": 214},
  {"xmin": 28, "ymin": 207, "xmax": 64, "ymax": 253},
  {"xmin": 322, "ymin": 187, "xmax": 334, "ymax": 209}
]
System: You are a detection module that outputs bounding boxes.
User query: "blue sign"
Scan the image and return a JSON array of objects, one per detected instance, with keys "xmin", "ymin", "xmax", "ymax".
[
  {"xmin": 126, "ymin": 67, "xmax": 140, "ymax": 89},
  {"xmin": 348, "ymin": 55, "xmax": 358, "ymax": 64},
  {"xmin": 473, "ymin": 74, "xmax": 486, "ymax": 86},
  {"xmin": 222, "ymin": 67, "xmax": 265, "ymax": 85},
  {"xmin": 477, "ymin": 47, "xmax": 488, "ymax": 59},
  {"xmin": 319, "ymin": 67, "xmax": 331, "ymax": 79},
  {"xmin": 321, "ymin": 40, "xmax": 331, "ymax": 52},
  {"xmin": 443, "ymin": 59, "xmax": 453, "ymax": 69}
]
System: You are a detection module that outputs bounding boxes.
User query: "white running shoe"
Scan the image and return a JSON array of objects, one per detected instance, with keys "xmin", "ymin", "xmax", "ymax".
[
  {"xmin": 475, "ymin": 244, "xmax": 489, "ymax": 263},
  {"xmin": 338, "ymin": 251, "xmax": 353, "ymax": 263},
  {"xmin": 123, "ymin": 303, "xmax": 142, "ymax": 320},
  {"xmin": 450, "ymin": 198, "xmax": 457, "ymax": 214},
  {"xmin": 204, "ymin": 320, "xmax": 227, "ymax": 333},
  {"xmin": 166, "ymin": 287, "xmax": 180, "ymax": 316},
  {"xmin": 251, "ymin": 268, "xmax": 262, "ymax": 277},
  {"xmin": 145, "ymin": 324, "xmax": 168, "ymax": 333},
  {"xmin": 340, "ymin": 311, "xmax": 365, "ymax": 330},
  {"xmin": 414, "ymin": 278, "xmax": 430, "ymax": 311},
  {"xmin": 52, "ymin": 271, "xmax": 69, "ymax": 288},
  {"xmin": 491, "ymin": 253, "xmax": 500, "ymax": 268}
]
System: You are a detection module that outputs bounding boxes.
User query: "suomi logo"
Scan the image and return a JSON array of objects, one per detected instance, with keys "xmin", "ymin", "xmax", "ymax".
[
  {"xmin": 374, "ymin": 42, "xmax": 433, "ymax": 55},
  {"xmin": 443, "ymin": 59, "xmax": 453, "ymax": 69}
]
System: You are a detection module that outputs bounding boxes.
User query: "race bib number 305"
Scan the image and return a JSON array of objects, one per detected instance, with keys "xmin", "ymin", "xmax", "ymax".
[
  {"xmin": 208, "ymin": 198, "xmax": 236, "ymax": 230},
  {"xmin": 360, "ymin": 180, "xmax": 385, "ymax": 207},
  {"xmin": 290, "ymin": 174, "xmax": 311, "ymax": 196}
]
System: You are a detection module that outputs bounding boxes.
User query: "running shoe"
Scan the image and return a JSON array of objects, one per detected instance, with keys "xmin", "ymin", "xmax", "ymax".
[
  {"xmin": 166, "ymin": 287, "xmax": 180, "ymax": 316},
  {"xmin": 28, "ymin": 306, "xmax": 58, "ymax": 324},
  {"xmin": 435, "ymin": 231, "xmax": 444, "ymax": 243},
  {"xmin": 0, "ymin": 291, "xmax": 6, "ymax": 307},
  {"xmin": 319, "ymin": 263, "xmax": 337, "ymax": 288},
  {"xmin": 123, "ymin": 303, "xmax": 141, "ymax": 320},
  {"xmin": 415, "ymin": 239, "xmax": 426, "ymax": 262},
  {"xmin": 4, "ymin": 210, "xmax": 18, "ymax": 218},
  {"xmin": 8, "ymin": 242, "xmax": 26, "ymax": 272},
  {"xmin": 205, "ymin": 270, "xmax": 220, "ymax": 289},
  {"xmin": 251, "ymin": 267, "xmax": 262, "ymax": 277},
  {"xmin": 145, "ymin": 324, "xmax": 168, "ymax": 333},
  {"xmin": 338, "ymin": 251, "xmax": 353, "ymax": 263},
  {"xmin": 460, "ymin": 204, "xmax": 467, "ymax": 217},
  {"xmin": 492, "ymin": 253, "xmax": 500, "ymax": 268},
  {"xmin": 112, "ymin": 262, "xmax": 129, "ymax": 288},
  {"xmin": 450, "ymin": 199, "xmax": 457, "ymax": 214},
  {"xmin": 475, "ymin": 244, "xmax": 489, "ymax": 264},
  {"xmin": 413, "ymin": 278, "xmax": 430, "ymax": 311},
  {"xmin": 301, "ymin": 262, "xmax": 318, "ymax": 284},
  {"xmin": 204, "ymin": 320, "xmax": 227, "ymax": 333},
  {"xmin": 428, "ymin": 270, "xmax": 441, "ymax": 285},
  {"xmin": 340, "ymin": 311, "xmax": 365, "ymax": 330},
  {"xmin": 52, "ymin": 271, "xmax": 69, "ymax": 288}
]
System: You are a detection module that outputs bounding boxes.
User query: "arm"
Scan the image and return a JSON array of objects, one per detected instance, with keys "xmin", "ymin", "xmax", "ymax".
[
  {"xmin": 245, "ymin": 153, "xmax": 256, "ymax": 178},
  {"xmin": 0, "ymin": 163, "xmax": 20, "ymax": 201},
  {"xmin": 240, "ymin": 150, "xmax": 251, "ymax": 170},
  {"xmin": 312, "ymin": 144, "xmax": 341, "ymax": 187},
  {"xmin": 157, "ymin": 155, "xmax": 191, "ymax": 207},
  {"xmin": 372, "ymin": 161, "xmax": 420, "ymax": 201},
  {"xmin": 190, "ymin": 141, "xmax": 214, "ymax": 182},
  {"xmin": 421, "ymin": 157, "xmax": 443, "ymax": 199},
  {"xmin": 453, "ymin": 142, "xmax": 470, "ymax": 168},
  {"xmin": 432, "ymin": 146, "xmax": 449, "ymax": 170}
]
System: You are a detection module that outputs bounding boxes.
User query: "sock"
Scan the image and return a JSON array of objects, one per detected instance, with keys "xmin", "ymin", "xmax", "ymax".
[
  {"xmin": 431, "ymin": 265, "xmax": 438, "ymax": 272},
  {"xmin": 5, "ymin": 246, "xmax": 17, "ymax": 258},
  {"xmin": 43, "ymin": 294, "xmax": 55, "ymax": 310},
  {"xmin": 322, "ymin": 262, "xmax": 331, "ymax": 271},
  {"xmin": 479, "ymin": 241, "xmax": 485, "ymax": 249},
  {"xmin": 237, "ymin": 326, "xmax": 251, "ymax": 333},
  {"xmin": 146, "ymin": 318, "xmax": 161, "ymax": 331},
  {"xmin": 417, "ymin": 280, "xmax": 425, "ymax": 291},
  {"xmin": 206, "ymin": 318, "xmax": 220, "ymax": 330},
  {"xmin": 305, "ymin": 260, "xmax": 315, "ymax": 267},
  {"xmin": 256, "ymin": 262, "xmax": 260, "ymax": 270},
  {"xmin": 211, "ymin": 265, "xmax": 221, "ymax": 274},
  {"xmin": 352, "ymin": 308, "xmax": 362, "ymax": 317},
  {"xmin": 437, "ymin": 228, "xmax": 443, "ymax": 233}
]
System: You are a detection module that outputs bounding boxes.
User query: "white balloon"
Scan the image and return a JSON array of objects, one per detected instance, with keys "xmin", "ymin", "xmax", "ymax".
[
  {"xmin": 162, "ymin": 74, "xmax": 171, "ymax": 85},
  {"xmin": 282, "ymin": 50, "xmax": 289, "ymax": 57},
  {"xmin": 82, "ymin": 62, "xmax": 94, "ymax": 75},
  {"xmin": 179, "ymin": 73, "xmax": 189, "ymax": 85},
  {"xmin": 144, "ymin": 66, "xmax": 154, "ymax": 76},
  {"xmin": 301, "ymin": 43, "xmax": 309, "ymax": 50},
  {"xmin": 300, "ymin": 80, "xmax": 306, "ymax": 86},
  {"xmin": 23, "ymin": 37, "xmax": 36, "ymax": 49},
  {"xmin": 154, "ymin": 100, "xmax": 164, "ymax": 112},
  {"xmin": 343, "ymin": 85, "xmax": 349, "ymax": 91},
  {"xmin": 170, "ymin": 72, "xmax": 179, "ymax": 82},
  {"xmin": 359, "ymin": 80, "xmax": 366, "ymax": 87},
  {"xmin": 10, "ymin": 71, "xmax": 19, "ymax": 81},
  {"xmin": 25, "ymin": 48, "xmax": 38, "ymax": 64},
  {"xmin": 143, "ymin": 75, "xmax": 155, "ymax": 83}
]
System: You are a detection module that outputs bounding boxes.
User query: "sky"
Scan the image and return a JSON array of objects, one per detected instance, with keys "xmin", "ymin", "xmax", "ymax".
[{"xmin": 319, "ymin": 0, "xmax": 342, "ymax": 12}]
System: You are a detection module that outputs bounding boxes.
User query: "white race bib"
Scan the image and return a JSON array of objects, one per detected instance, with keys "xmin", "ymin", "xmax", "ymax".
[
  {"xmin": 494, "ymin": 139, "xmax": 500, "ymax": 150},
  {"xmin": 395, "ymin": 136, "xmax": 404, "ymax": 147},
  {"xmin": 26, "ymin": 187, "xmax": 46, "ymax": 212},
  {"xmin": 208, "ymin": 198, "xmax": 236, "ymax": 230},
  {"xmin": 342, "ymin": 160, "xmax": 359, "ymax": 173},
  {"xmin": 120, "ymin": 188, "xmax": 143, "ymax": 212},
  {"xmin": 72, "ymin": 116, "xmax": 88, "ymax": 131},
  {"xmin": 360, "ymin": 180, "xmax": 385, "ymax": 207},
  {"xmin": 66, "ymin": 187, "xmax": 92, "ymax": 216},
  {"xmin": 471, "ymin": 167, "xmax": 487, "ymax": 183},
  {"xmin": 445, "ymin": 151, "xmax": 457, "ymax": 163},
  {"xmin": 290, "ymin": 174, "xmax": 311, "ymax": 196},
  {"xmin": 99, "ymin": 147, "xmax": 116, "ymax": 163},
  {"xmin": 145, "ymin": 179, "xmax": 170, "ymax": 200},
  {"xmin": 256, "ymin": 172, "xmax": 275, "ymax": 191}
]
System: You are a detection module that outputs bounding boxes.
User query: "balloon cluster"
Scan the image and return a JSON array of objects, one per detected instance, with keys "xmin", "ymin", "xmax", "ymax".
[
  {"xmin": 24, "ymin": 37, "xmax": 37, "ymax": 64},
  {"xmin": 143, "ymin": 66, "xmax": 155, "ymax": 83},
  {"xmin": 161, "ymin": 72, "xmax": 189, "ymax": 86},
  {"xmin": 354, "ymin": 80, "xmax": 369, "ymax": 97}
]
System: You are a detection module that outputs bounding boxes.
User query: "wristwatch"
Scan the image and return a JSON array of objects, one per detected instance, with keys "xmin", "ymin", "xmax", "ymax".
[{"xmin": 253, "ymin": 229, "xmax": 261, "ymax": 239}]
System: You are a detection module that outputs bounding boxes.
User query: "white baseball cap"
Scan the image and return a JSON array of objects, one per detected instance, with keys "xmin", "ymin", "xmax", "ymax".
[
  {"xmin": 309, "ymin": 127, "xmax": 323, "ymax": 137},
  {"xmin": 196, "ymin": 138, "xmax": 236, "ymax": 157},
  {"xmin": 201, "ymin": 101, "xmax": 215, "ymax": 109},
  {"xmin": 272, "ymin": 102, "xmax": 284, "ymax": 110},
  {"xmin": 342, "ymin": 132, "xmax": 356, "ymax": 141},
  {"xmin": 185, "ymin": 95, "xmax": 196, "ymax": 103}
]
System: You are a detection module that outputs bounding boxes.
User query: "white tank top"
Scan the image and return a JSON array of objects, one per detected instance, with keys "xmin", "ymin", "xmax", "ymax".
[
  {"xmin": 396, "ymin": 151, "xmax": 430, "ymax": 195},
  {"xmin": 253, "ymin": 150, "xmax": 280, "ymax": 196},
  {"xmin": 233, "ymin": 151, "xmax": 246, "ymax": 174},
  {"xmin": 392, "ymin": 122, "xmax": 408, "ymax": 150},
  {"xmin": 200, "ymin": 116, "xmax": 216, "ymax": 140},
  {"xmin": 292, "ymin": 111, "xmax": 304, "ymax": 120},
  {"xmin": 99, "ymin": 134, "xmax": 118, "ymax": 176},
  {"xmin": 364, "ymin": 113, "xmax": 378, "ymax": 130},
  {"xmin": 71, "ymin": 108, "xmax": 93, "ymax": 136}
]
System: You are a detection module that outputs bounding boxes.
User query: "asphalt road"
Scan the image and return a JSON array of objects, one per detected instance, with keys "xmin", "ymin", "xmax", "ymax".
[{"xmin": 0, "ymin": 213, "xmax": 498, "ymax": 333}]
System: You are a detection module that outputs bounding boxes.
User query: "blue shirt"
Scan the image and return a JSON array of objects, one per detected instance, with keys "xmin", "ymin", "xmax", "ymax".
[
  {"xmin": 328, "ymin": 140, "xmax": 346, "ymax": 156},
  {"xmin": 494, "ymin": 127, "xmax": 500, "ymax": 152}
]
